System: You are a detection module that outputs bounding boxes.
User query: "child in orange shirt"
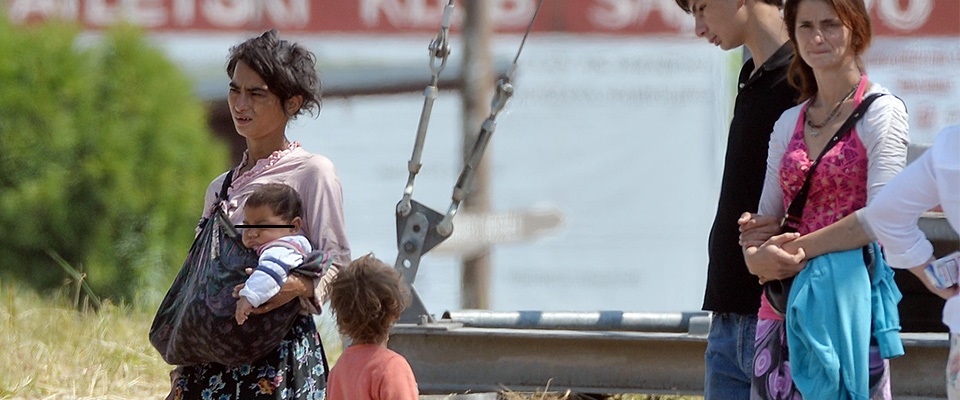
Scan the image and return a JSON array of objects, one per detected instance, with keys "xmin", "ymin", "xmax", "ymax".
[{"xmin": 326, "ymin": 254, "xmax": 418, "ymax": 400}]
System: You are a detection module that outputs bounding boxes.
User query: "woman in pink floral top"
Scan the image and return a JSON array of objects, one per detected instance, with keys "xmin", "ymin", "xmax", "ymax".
[
  {"xmin": 168, "ymin": 30, "xmax": 350, "ymax": 400},
  {"xmin": 738, "ymin": 0, "xmax": 909, "ymax": 398}
]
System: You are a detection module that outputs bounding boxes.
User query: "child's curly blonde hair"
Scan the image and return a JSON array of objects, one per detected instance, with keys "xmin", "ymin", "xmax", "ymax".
[{"xmin": 328, "ymin": 254, "xmax": 410, "ymax": 344}]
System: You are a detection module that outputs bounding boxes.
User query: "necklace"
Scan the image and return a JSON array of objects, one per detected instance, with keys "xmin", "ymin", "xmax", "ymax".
[{"xmin": 805, "ymin": 84, "xmax": 858, "ymax": 137}]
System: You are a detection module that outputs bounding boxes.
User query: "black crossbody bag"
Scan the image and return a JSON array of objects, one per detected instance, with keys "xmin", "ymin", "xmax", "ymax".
[
  {"xmin": 149, "ymin": 170, "xmax": 333, "ymax": 366},
  {"xmin": 764, "ymin": 93, "xmax": 885, "ymax": 316}
]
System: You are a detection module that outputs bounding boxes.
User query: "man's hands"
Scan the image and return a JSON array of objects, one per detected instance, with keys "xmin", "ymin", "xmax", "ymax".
[{"xmin": 738, "ymin": 212, "xmax": 782, "ymax": 247}]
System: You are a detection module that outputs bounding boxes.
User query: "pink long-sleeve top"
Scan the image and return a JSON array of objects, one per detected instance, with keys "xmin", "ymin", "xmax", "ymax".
[{"xmin": 199, "ymin": 142, "xmax": 351, "ymax": 312}]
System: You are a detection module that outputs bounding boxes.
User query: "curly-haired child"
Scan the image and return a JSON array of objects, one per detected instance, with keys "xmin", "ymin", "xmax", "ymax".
[{"xmin": 326, "ymin": 254, "xmax": 418, "ymax": 400}]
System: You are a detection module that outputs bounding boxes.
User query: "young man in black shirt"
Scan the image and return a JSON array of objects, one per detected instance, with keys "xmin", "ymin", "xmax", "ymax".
[{"xmin": 673, "ymin": 0, "xmax": 799, "ymax": 398}]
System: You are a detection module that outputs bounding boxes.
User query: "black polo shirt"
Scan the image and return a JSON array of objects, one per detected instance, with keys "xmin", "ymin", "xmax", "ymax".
[{"xmin": 702, "ymin": 43, "xmax": 800, "ymax": 314}]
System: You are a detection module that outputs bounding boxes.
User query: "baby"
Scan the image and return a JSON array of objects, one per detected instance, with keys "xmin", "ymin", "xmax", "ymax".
[{"xmin": 235, "ymin": 183, "xmax": 312, "ymax": 325}]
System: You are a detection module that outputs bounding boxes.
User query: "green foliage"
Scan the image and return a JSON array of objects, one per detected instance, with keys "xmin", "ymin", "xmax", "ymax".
[{"xmin": 0, "ymin": 19, "xmax": 229, "ymax": 306}]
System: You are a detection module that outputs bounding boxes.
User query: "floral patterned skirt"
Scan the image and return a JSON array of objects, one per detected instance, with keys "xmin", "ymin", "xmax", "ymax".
[
  {"xmin": 751, "ymin": 318, "xmax": 890, "ymax": 400},
  {"xmin": 173, "ymin": 315, "xmax": 328, "ymax": 400}
]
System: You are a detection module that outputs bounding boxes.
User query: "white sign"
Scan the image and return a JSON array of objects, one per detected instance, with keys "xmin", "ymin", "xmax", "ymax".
[{"xmin": 432, "ymin": 208, "xmax": 565, "ymax": 256}]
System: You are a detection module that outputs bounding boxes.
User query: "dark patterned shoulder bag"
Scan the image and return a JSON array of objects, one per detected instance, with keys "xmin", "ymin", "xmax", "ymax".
[
  {"xmin": 149, "ymin": 170, "xmax": 332, "ymax": 365},
  {"xmin": 764, "ymin": 93, "xmax": 885, "ymax": 316}
]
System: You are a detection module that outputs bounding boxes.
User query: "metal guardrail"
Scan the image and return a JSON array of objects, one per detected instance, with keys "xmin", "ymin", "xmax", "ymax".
[
  {"xmin": 389, "ymin": 312, "xmax": 951, "ymax": 399},
  {"xmin": 388, "ymin": 151, "xmax": 958, "ymax": 399},
  {"xmin": 441, "ymin": 310, "xmax": 711, "ymax": 334},
  {"xmin": 920, "ymin": 211, "xmax": 959, "ymax": 252}
]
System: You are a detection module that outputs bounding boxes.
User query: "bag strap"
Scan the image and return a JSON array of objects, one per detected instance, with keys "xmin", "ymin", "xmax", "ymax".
[
  {"xmin": 781, "ymin": 93, "xmax": 885, "ymax": 232},
  {"xmin": 196, "ymin": 168, "xmax": 237, "ymax": 233},
  {"xmin": 218, "ymin": 168, "xmax": 235, "ymax": 203},
  {"xmin": 214, "ymin": 168, "xmax": 240, "ymax": 239}
]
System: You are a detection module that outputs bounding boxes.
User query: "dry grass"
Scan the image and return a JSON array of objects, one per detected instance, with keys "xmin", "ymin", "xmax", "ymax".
[
  {"xmin": 499, "ymin": 379, "xmax": 700, "ymax": 400},
  {"xmin": 0, "ymin": 282, "xmax": 170, "ymax": 399},
  {"xmin": 505, "ymin": 392, "xmax": 699, "ymax": 400},
  {"xmin": 0, "ymin": 281, "xmax": 699, "ymax": 400},
  {"xmin": 500, "ymin": 393, "xmax": 697, "ymax": 400},
  {"xmin": 606, "ymin": 395, "xmax": 698, "ymax": 400},
  {"xmin": 0, "ymin": 281, "xmax": 346, "ymax": 399}
]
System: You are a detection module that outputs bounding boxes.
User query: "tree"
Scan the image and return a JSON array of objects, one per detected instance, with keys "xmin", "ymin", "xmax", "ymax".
[{"xmin": 0, "ymin": 19, "xmax": 229, "ymax": 305}]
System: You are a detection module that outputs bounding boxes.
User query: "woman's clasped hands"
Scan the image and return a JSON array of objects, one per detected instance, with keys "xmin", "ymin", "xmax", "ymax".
[{"xmin": 738, "ymin": 212, "xmax": 807, "ymax": 285}]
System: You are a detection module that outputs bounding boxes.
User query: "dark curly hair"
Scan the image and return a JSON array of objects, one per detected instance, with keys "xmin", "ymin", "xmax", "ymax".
[
  {"xmin": 329, "ymin": 254, "xmax": 410, "ymax": 345},
  {"xmin": 244, "ymin": 183, "xmax": 303, "ymax": 222},
  {"xmin": 227, "ymin": 29, "xmax": 321, "ymax": 118}
]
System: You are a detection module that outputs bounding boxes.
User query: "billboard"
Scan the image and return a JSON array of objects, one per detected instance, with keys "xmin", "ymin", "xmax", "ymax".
[{"xmin": 5, "ymin": 0, "xmax": 958, "ymax": 36}]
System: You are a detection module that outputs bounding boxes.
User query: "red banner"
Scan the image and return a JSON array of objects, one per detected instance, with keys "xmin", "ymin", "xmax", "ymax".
[{"xmin": 5, "ymin": 0, "xmax": 958, "ymax": 36}]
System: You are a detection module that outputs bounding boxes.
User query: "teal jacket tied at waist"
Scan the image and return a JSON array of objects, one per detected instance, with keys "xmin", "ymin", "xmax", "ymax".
[{"xmin": 786, "ymin": 242, "xmax": 904, "ymax": 400}]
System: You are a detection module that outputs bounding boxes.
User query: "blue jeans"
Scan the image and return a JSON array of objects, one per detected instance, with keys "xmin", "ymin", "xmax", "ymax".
[{"xmin": 705, "ymin": 312, "xmax": 757, "ymax": 400}]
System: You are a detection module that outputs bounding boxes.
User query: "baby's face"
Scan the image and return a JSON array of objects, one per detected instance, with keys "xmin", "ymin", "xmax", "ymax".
[{"xmin": 241, "ymin": 204, "xmax": 298, "ymax": 249}]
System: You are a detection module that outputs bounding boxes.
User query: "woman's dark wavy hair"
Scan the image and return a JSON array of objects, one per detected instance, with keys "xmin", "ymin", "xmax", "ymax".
[
  {"xmin": 227, "ymin": 29, "xmax": 321, "ymax": 118},
  {"xmin": 784, "ymin": 0, "xmax": 872, "ymax": 101},
  {"xmin": 329, "ymin": 254, "xmax": 410, "ymax": 345}
]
